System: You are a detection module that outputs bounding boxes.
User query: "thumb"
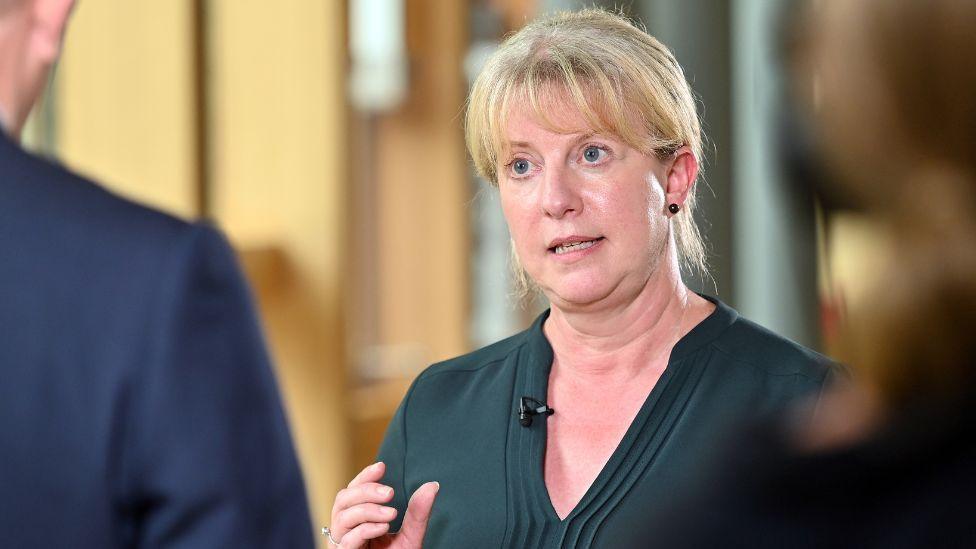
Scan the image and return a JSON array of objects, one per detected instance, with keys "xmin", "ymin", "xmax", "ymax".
[{"xmin": 396, "ymin": 481, "xmax": 440, "ymax": 547}]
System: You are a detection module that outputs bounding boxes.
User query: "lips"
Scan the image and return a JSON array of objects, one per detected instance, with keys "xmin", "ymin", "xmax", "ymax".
[{"xmin": 548, "ymin": 236, "xmax": 605, "ymax": 255}]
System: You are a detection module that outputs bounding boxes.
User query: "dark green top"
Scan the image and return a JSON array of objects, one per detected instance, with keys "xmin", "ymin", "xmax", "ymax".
[{"xmin": 377, "ymin": 296, "xmax": 838, "ymax": 548}]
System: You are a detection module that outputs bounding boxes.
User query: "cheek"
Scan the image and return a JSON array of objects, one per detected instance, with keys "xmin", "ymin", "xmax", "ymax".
[
  {"xmin": 645, "ymin": 172, "xmax": 667, "ymax": 207},
  {"xmin": 594, "ymin": 173, "xmax": 663, "ymax": 229},
  {"xmin": 638, "ymin": 175, "xmax": 669, "ymax": 235},
  {"xmin": 499, "ymin": 190, "xmax": 534, "ymax": 249}
]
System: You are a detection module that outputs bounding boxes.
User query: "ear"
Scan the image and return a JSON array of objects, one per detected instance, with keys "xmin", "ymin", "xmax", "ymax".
[
  {"xmin": 664, "ymin": 146, "xmax": 699, "ymax": 217},
  {"xmin": 28, "ymin": 0, "xmax": 75, "ymax": 64}
]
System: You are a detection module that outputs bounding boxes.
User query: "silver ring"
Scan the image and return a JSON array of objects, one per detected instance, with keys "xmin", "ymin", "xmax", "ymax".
[{"xmin": 321, "ymin": 526, "xmax": 341, "ymax": 546}]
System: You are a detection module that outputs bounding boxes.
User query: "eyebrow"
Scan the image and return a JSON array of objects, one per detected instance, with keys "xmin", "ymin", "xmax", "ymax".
[{"xmin": 504, "ymin": 132, "xmax": 598, "ymax": 150}]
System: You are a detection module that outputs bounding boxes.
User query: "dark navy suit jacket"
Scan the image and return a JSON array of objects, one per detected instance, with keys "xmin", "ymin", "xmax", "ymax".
[{"xmin": 0, "ymin": 132, "xmax": 314, "ymax": 548}]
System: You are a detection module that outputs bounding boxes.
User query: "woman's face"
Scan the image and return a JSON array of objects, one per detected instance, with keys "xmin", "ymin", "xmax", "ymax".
[{"xmin": 498, "ymin": 106, "xmax": 676, "ymax": 311}]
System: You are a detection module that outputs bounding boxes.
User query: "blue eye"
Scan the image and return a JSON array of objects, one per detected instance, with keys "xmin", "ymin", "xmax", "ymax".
[
  {"xmin": 512, "ymin": 159, "xmax": 531, "ymax": 175},
  {"xmin": 582, "ymin": 146, "xmax": 606, "ymax": 163}
]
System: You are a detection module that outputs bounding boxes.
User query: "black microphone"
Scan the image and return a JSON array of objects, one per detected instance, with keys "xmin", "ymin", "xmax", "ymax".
[{"xmin": 518, "ymin": 396, "xmax": 554, "ymax": 427}]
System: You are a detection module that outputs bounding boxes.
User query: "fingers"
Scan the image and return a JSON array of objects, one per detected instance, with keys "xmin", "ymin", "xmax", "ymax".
[
  {"xmin": 336, "ymin": 521, "xmax": 390, "ymax": 549},
  {"xmin": 334, "ymin": 482, "xmax": 395, "ymax": 514},
  {"xmin": 335, "ymin": 503, "xmax": 397, "ymax": 531},
  {"xmin": 349, "ymin": 461, "xmax": 386, "ymax": 489},
  {"xmin": 331, "ymin": 486, "xmax": 395, "ymax": 541},
  {"xmin": 331, "ymin": 462, "xmax": 396, "ymax": 543},
  {"xmin": 396, "ymin": 482, "xmax": 440, "ymax": 547}
]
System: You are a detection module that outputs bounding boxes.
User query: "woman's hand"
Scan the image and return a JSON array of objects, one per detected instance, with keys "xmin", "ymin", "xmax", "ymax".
[{"xmin": 328, "ymin": 462, "xmax": 439, "ymax": 548}]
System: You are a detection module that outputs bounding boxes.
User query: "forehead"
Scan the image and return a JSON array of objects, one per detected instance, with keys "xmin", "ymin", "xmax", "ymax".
[
  {"xmin": 503, "ymin": 105, "xmax": 597, "ymax": 143},
  {"xmin": 492, "ymin": 81, "xmax": 648, "ymax": 158}
]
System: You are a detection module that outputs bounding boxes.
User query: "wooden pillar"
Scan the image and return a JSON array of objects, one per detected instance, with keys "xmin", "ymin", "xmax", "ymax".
[{"xmin": 55, "ymin": 0, "xmax": 197, "ymax": 218}]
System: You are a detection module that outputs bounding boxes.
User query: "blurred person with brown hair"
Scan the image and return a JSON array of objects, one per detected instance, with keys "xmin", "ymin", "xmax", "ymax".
[
  {"xmin": 633, "ymin": 0, "xmax": 976, "ymax": 546},
  {"xmin": 323, "ymin": 8, "xmax": 840, "ymax": 548},
  {"xmin": 0, "ymin": 1, "xmax": 313, "ymax": 546}
]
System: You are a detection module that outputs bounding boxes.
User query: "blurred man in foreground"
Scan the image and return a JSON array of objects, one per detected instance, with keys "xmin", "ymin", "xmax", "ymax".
[
  {"xmin": 634, "ymin": 0, "xmax": 976, "ymax": 546},
  {"xmin": 0, "ymin": 1, "xmax": 314, "ymax": 546}
]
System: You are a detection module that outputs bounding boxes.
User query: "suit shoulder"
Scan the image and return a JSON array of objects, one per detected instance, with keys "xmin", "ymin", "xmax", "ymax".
[
  {"xmin": 0, "ymin": 142, "xmax": 238, "ymax": 301},
  {"xmin": 3, "ymin": 142, "xmax": 195, "ymax": 248},
  {"xmin": 712, "ymin": 316, "xmax": 837, "ymax": 381}
]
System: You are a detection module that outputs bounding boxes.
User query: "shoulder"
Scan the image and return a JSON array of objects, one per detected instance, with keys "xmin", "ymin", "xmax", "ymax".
[
  {"xmin": 712, "ymin": 315, "xmax": 838, "ymax": 383},
  {"xmin": 416, "ymin": 330, "xmax": 529, "ymax": 383},
  {"xmin": 1, "ymin": 139, "xmax": 233, "ymax": 277},
  {"xmin": 382, "ymin": 330, "xmax": 531, "ymax": 449},
  {"xmin": 1, "ymin": 138, "xmax": 199, "ymax": 252},
  {"xmin": 0, "ymin": 140, "xmax": 244, "ymax": 330},
  {"xmin": 397, "ymin": 330, "xmax": 531, "ymax": 414}
]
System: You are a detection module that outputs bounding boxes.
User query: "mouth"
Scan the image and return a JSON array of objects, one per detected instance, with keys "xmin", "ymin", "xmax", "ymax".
[{"xmin": 548, "ymin": 236, "xmax": 605, "ymax": 255}]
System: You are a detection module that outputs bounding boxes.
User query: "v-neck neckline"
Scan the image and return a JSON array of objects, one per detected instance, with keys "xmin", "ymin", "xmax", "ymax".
[{"xmin": 509, "ymin": 295, "xmax": 737, "ymax": 534}]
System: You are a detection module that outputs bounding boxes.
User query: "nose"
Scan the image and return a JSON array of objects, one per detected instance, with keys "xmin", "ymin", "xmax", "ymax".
[{"xmin": 540, "ymin": 164, "xmax": 582, "ymax": 219}]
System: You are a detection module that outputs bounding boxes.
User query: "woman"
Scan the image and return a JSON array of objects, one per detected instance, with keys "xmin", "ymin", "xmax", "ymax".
[
  {"xmin": 325, "ymin": 9, "xmax": 836, "ymax": 548},
  {"xmin": 636, "ymin": 0, "xmax": 976, "ymax": 546}
]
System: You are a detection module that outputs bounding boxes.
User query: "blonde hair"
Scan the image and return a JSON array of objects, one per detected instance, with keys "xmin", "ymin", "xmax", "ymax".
[{"xmin": 465, "ymin": 8, "xmax": 708, "ymax": 296}]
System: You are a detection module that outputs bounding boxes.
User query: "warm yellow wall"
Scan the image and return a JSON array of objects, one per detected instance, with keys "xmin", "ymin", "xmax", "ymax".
[
  {"xmin": 50, "ymin": 1, "xmax": 470, "ymax": 541},
  {"xmin": 52, "ymin": 1, "xmax": 350, "ymax": 541},
  {"xmin": 207, "ymin": 1, "xmax": 349, "ymax": 540},
  {"xmin": 55, "ymin": 0, "xmax": 196, "ymax": 218}
]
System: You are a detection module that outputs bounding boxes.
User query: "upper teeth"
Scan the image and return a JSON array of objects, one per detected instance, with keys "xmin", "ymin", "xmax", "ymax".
[{"xmin": 554, "ymin": 240, "xmax": 597, "ymax": 254}]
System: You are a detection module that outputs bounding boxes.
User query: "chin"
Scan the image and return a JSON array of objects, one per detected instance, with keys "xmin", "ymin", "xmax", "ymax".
[{"xmin": 540, "ymin": 274, "xmax": 617, "ymax": 310}]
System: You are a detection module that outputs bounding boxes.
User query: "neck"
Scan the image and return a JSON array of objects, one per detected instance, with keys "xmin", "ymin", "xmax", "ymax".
[
  {"xmin": 0, "ymin": 45, "xmax": 15, "ymax": 139},
  {"xmin": 0, "ymin": 8, "xmax": 34, "ymax": 141},
  {"xmin": 544, "ymin": 250, "xmax": 704, "ymax": 382},
  {"xmin": 0, "ymin": 102, "xmax": 14, "ymax": 139}
]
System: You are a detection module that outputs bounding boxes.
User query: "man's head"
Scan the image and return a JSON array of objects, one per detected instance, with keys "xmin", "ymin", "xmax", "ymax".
[
  {"xmin": 0, "ymin": 0, "xmax": 26, "ymax": 15},
  {"xmin": 0, "ymin": 0, "xmax": 75, "ymax": 139}
]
